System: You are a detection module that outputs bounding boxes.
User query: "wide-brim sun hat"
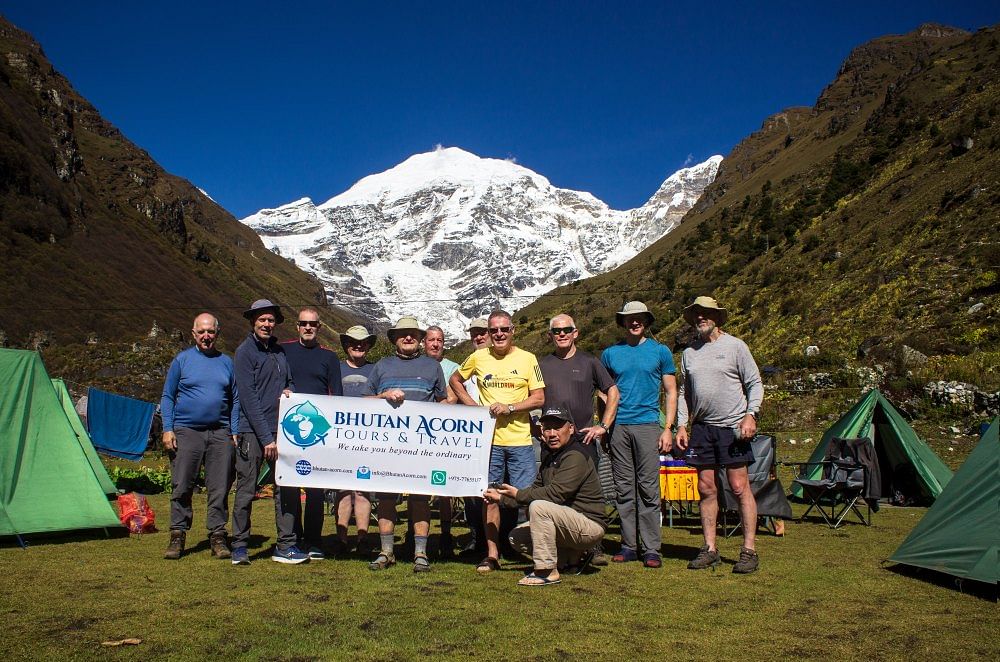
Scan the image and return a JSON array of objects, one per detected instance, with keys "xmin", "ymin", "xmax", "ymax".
[
  {"xmin": 340, "ymin": 325, "xmax": 377, "ymax": 346},
  {"xmin": 466, "ymin": 317, "xmax": 489, "ymax": 331},
  {"xmin": 243, "ymin": 299, "xmax": 284, "ymax": 324},
  {"xmin": 615, "ymin": 301, "xmax": 655, "ymax": 327},
  {"xmin": 683, "ymin": 296, "xmax": 728, "ymax": 326},
  {"xmin": 387, "ymin": 316, "xmax": 426, "ymax": 341}
]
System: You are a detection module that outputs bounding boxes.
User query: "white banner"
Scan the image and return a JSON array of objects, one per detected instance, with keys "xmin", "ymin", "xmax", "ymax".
[{"xmin": 274, "ymin": 393, "xmax": 496, "ymax": 497}]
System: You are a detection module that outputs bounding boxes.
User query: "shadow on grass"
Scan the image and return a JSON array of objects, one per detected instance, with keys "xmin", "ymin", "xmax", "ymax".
[
  {"xmin": 1, "ymin": 526, "xmax": 129, "ymax": 549},
  {"xmin": 883, "ymin": 563, "xmax": 998, "ymax": 602}
]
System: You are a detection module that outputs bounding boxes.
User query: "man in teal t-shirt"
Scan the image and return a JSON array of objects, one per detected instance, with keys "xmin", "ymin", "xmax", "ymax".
[{"xmin": 600, "ymin": 301, "xmax": 677, "ymax": 568}]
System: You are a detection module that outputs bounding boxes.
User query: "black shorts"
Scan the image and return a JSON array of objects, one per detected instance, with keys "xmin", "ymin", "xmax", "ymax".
[{"xmin": 684, "ymin": 423, "xmax": 754, "ymax": 468}]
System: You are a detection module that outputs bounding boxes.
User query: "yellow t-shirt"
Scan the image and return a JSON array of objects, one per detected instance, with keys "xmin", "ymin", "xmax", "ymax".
[{"xmin": 457, "ymin": 346, "xmax": 545, "ymax": 447}]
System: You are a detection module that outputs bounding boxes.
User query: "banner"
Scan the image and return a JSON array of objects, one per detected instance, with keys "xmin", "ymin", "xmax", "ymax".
[{"xmin": 275, "ymin": 393, "xmax": 496, "ymax": 497}]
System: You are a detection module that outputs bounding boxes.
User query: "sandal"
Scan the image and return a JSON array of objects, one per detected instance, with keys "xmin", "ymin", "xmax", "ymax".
[
  {"xmin": 368, "ymin": 552, "xmax": 395, "ymax": 571},
  {"xmin": 564, "ymin": 550, "xmax": 595, "ymax": 575},
  {"xmin": 413, "ymin": 553, "xmax": 431, "ymax": 573},
  {"xmin": 476, "ymin": 556, "xmax": 500, "ymax": 574},
  {"xmin": 518, "ymin": 572, "xmax": 561, "ymax": 587}
]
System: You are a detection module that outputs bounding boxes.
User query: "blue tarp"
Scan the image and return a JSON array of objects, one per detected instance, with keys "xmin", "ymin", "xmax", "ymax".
[{"xmin": 86, "ymin": 387, "xmax": 155, "ymax": 460}]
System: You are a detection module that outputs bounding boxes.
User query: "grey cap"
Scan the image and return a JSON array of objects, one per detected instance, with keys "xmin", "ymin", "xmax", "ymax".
[
  {"xmin": 538, "ymin": 405, "xmax": 573, "ymax": 425},
  {"xmin": 243, "ymin": 299, "xmax": 284, "ymax": 324},
  {"xmin": 467, "ymin": 317, "xmax": 489, "ymax": 331},
  {"xmin": 615, "ymin": 300, "xmax": 654, "ymax": 327}
]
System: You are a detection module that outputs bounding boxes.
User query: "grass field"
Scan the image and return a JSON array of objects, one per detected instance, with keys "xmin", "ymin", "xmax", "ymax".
[{"xmin": 1, "ymin": 490, "xmax": 995, "ymax": 661}]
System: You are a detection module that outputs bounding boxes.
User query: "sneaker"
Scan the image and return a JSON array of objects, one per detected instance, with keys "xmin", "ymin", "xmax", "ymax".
[
  {"xmin": 643, "ymin": 552, "xmax": 663, "ymax": 569},
  {"xmin": 231, "ymin": 547, "xmax": 250, "ymax": 566},
  {"xmin": 271, "ymin": 545, "xmax": 310, "ymax": 565},
  {"xmin": 591, "ymin": 545, "xmax": 609, "ymax": 567},
  {"xmin": 687, "ymin": 545, "xmax": 721, "ymax": 570},
  {"xmin": 612, "ymin": 547, "xmax": 638, "ymax": 563},
  {"xmin": 306, "ymin": 546, "xmax": 325, "ymax": 560},
  {"xmin": 163, "ymin": 530, "xmax": 185, "ymax": 560},
  {"xmin": 732, "ymin": 546, "xmax": 759, "ymax": 574}
]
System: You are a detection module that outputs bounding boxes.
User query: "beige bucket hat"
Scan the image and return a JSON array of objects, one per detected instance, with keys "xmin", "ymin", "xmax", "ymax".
[
  {"xmin": 340, "ymin": 325, "xmax": 377, "ymax": 346},
  {"xmin": 386, "ymin": 316, "xmax": 426, "ymax": 342},
  {"xmin": 683, "ymin": 296, "xmax": 728, "ymax": 326}
]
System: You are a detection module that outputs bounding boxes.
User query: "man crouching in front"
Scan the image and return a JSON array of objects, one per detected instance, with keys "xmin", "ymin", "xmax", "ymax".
[{"xmin": 483, "ymin": 405, "xmax": 607, "ymax": 586}]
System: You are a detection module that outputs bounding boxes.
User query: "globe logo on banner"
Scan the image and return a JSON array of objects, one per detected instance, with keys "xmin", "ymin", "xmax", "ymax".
[
  {"xmin": 295, "ymin": 460, "xmax": 312, "ymax": 476},
  {"xmin": 357, "ymin": 466, "xmax": 371, "ymax": 479},
  {"xmin": 280, "ymin": 401, "xmax": 332, "ymax": 448}
]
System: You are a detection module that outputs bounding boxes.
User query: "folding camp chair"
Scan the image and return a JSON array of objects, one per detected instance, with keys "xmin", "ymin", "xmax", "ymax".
[
  {"xmin": 793, "ymin": 437, "xmax": 877, "ymax": 528},
  {"xmin": 717, "ymin": 434, "xmax": 793, "ymax": 537}
]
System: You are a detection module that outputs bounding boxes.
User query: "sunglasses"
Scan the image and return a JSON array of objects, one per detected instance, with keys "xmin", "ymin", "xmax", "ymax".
[
  {"xmin": 470, "ymin": 328, "xmax": 489, "ymax": 336},
  {"xmin": 297, "ymin": 321, "xmax": 320, "ymax": 328},
  {"xmin": 550, "ymin": 326, "xmax": 575, "ymax": 336},
  {"xmin": 489, "ymin": 326, "xmax": 512, "ymax": 335},
  {"xmin": 193, "ymin": 329, "xmax": 218, "ymax": 336}
]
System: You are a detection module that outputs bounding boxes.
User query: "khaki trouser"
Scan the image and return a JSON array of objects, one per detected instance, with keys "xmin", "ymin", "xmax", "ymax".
[{"xmin": 509, "ymin": 500, "xmax": 605, "ymax": 570}]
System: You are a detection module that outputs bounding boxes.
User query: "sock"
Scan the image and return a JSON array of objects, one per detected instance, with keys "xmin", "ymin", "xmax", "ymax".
[
  {"xmin": 414, "ymin": 535, "xmax": 428, "ymax": 557},
  {"xmin": 380, "ymin": 533, "xmax": 394, "ymax": 555}
]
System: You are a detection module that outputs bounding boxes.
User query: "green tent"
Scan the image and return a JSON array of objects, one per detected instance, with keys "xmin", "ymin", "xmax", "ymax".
[
  {"xmin": 792, "ymin": 390, "xmax": 952, "ymax": 502},
  {"xmin": 0, "ymin": 349, "xmax": 121, "ymax": 537},
  {"xmin": 889, "ymin": 418, "xmax": 998, "ymax": 586},
  {"xmin": 50, "ymin": 378, "xmax": 118, "ymax": 497}
]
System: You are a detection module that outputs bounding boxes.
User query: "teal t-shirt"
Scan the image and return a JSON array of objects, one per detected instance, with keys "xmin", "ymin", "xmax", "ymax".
[{"xmin": 600, "ymin": 338, "xmax": 675, "ymax": 425}]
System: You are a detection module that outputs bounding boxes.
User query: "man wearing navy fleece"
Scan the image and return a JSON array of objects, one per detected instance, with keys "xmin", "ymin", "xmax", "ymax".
[
  {"xmin": 231, "ymin": 299, "xmax": 302, "ymax": 565},
  {"xmin": 161, "ymin": 312, "xmax": 240, "ymax": 560},
  {"xmin": 281, "ymin": 307, "xmax": 343, "ymax": 559}
]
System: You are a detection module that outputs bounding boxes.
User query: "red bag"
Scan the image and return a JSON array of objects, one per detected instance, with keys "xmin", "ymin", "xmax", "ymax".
[{"xmin": 117, "ymin": 492, "xmax": 157, "ymax": 534}]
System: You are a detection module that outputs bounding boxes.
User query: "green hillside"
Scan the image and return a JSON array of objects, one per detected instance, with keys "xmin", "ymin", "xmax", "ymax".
[
  {"xmin": 514, "ymin": 24, "xmax": 999, "ymax": 386},
  {"xmin": 0, "ymin": 17, "xmax": 356, "ymax": 347}
]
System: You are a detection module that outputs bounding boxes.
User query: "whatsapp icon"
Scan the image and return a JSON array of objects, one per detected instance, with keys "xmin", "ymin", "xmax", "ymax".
[{"xmin": 430, "ymin": 470, "xmax": 447, "ymax": 486}]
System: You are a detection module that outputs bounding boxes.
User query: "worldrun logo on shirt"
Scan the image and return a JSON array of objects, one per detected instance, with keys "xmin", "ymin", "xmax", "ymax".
[{"xmin": 281, "ymin": 401, "xmax": 333, "ymax": 448}]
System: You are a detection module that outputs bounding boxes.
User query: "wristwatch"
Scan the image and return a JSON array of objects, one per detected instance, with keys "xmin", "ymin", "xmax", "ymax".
[
  {"xmin": 598, "ymin": 422, "xmax": 610, "ymax": 432},
  {"xmin": 747, "ymin": 411, "xmax": 758, "ymax": 420},
  {"xmin": 507, "ymin": 404, "xmax": 515, "ymax": 414}
]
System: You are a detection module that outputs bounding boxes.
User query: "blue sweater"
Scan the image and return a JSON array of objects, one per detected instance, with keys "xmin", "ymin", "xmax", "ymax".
[
  {"xmin": 281, "ymin": 341, "xmax": 343, "ymax": 396},
  {"xmin": 161, "ymin": 347, "xmax": 240, "ymax": 434},
  {"xmin": 235, "ymin": 333, "xmax": 294, "ymax": 444}
]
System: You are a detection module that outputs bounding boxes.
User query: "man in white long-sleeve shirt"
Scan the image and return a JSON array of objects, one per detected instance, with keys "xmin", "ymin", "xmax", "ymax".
[{"xmin": 675, "ymin": 296, "xmax": 763, "ymax": 574}]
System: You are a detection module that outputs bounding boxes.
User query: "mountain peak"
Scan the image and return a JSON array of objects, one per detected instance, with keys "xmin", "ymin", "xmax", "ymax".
[{"xmin": 320, "ymin": 145, "xmax": 547, "ymax": 209}]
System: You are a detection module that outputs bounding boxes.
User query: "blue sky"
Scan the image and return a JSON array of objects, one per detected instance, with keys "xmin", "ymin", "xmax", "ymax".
[{"xmin": 3, "ymin": 2, "xmax": 997, "ymax": 218}]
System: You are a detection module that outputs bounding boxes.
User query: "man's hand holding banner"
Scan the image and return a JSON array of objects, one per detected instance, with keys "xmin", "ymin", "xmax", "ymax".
[{"xmin": 275, "ymin": 393, "xmax": 496, "ymax": 497}]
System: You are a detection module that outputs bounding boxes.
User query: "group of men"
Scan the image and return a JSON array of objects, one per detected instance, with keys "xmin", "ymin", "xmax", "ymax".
[{"xmin": 160, "ymin": 294, "xmax": 764, "ymax": 582}]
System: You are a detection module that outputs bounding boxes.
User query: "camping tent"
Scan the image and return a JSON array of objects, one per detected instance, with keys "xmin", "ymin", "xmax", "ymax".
[
  {"xmin": 0, "ymin": 349, "xmax": 121, "ymax": 537},
  {"xmin": 889, "ymin": 418, "xmax": 998, "ymax": 586},
  {"xmin": 792, "ymin": 390, "xmax": 952, "ymax": 503},
  {"xmin": 51, "ymin": 378, "xmax": 118, "ymax": 497}
]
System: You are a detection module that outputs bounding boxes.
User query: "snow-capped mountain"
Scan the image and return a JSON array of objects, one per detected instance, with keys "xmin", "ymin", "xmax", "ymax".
[{"xmin": 242, "ymin": 147, "xmax": 721, "ymax": 341}]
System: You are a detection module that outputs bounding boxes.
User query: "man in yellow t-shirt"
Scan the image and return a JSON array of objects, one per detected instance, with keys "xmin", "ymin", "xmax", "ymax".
[{"xmin": 451, "ymin": 309, "xmax": 545, "ymax": 573}]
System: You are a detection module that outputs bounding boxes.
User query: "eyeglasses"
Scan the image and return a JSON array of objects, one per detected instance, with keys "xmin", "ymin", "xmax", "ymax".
[
  {"xmin": 193, "ymin": 329, "xmax": 217, "ymax": 336},
  {"xmin": 550, "ymin": 326, "xmax": 575, "ymax": 336},
  {"xmin": 489, "ymin": 326, "xmax": 512, "ymax": 335},
  {"xmin": 297, "ymin": 321, "xmax": 320, "ymax": 328}
]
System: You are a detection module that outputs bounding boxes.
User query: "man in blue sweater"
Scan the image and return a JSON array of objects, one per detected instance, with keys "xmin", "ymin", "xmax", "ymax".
[
  {"xmin": 232, "ymin": 299, "xmax": 302, "ymax": 565},
  {"xmin": 281, "ymin": 306, "xmax": 343, "ymax": 559},
  {"xmin": 161, "ymin": 312, "xmax": 239, "ymax": 560},
  {"xmin": 600, "ymin": 301, "xmax": 677, "ymax": 569}
]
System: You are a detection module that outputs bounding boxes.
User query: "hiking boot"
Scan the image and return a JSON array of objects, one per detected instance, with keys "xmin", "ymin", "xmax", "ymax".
[
  {"xmin": 209, "ymin": 532, "xmax": 231, "ymax": 559},
  {"xmin": 732, "ymin": 546, "xmax": 759, "ymax": 574},
  {"xmin": 591, "ymin": 545, "xmax": 609, "ymax": 567},
  {"xmin": 687, "ymin": 545, "xmax": 721, "ymax": 570},
  {"xmin": 163, "ymin": 530, "xmax": 185, "ymax": 560}
]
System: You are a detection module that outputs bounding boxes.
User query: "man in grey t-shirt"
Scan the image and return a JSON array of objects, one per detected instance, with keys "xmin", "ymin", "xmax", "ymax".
[{"xmin": 675, "ymin": 296, "xmax": 763, "ymax": 574}]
